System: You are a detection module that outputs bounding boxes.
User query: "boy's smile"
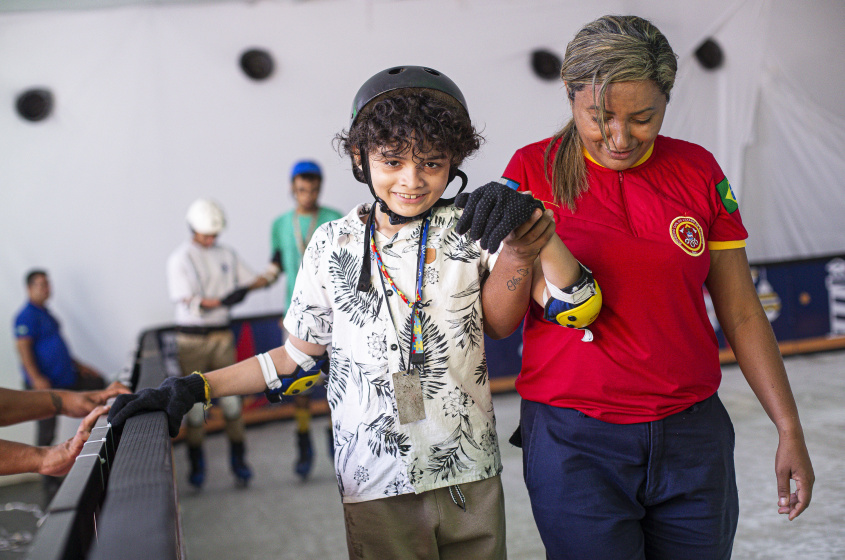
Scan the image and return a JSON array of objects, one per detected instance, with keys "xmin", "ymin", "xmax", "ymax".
[{"xmin": 367, "ymin": 145, "xmax": 451, "ymax": 235}]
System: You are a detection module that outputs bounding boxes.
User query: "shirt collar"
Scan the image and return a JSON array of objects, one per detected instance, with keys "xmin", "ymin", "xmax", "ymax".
[{"xmin": 582, "ymin": 142, "xmax": 654, "ymax": 169}]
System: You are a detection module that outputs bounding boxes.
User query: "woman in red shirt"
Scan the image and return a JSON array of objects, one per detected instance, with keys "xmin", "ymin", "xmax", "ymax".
[{"xmin": 499, "ymin": 15, "xmax": 814, "ymax": 560}]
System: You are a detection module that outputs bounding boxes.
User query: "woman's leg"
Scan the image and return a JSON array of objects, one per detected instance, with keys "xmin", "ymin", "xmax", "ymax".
[
  {"xmin": 640, "ymin": 394, "xmax": 738, "ymax": 560},
  {"xmin": 520, "ymin": 399, "xmax": 648, "ymax": 560}
]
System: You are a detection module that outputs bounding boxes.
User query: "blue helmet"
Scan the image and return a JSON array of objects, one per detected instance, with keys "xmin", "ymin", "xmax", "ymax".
[{"xmin": 290, "ymin": 160, "xmax": 322, "ymax": 181}]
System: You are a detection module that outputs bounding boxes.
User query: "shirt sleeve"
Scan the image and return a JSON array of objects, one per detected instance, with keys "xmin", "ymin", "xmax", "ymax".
[
  {"xmin": 502, "ymin": 148, "xmax": 529, "ymax": 193},
  {"xmin": 706, "ymin": 157, "xmax": 748, "ymax": 250},
  {"xmin": 270, "ymin": 216, "xmax": 281, "ymax": 255},
  {"xmin": 502, "ymin": 144, "xmax": 558, "ymax": 209},
  {"xmin": 282, "ymin": 225, "xmax": 335, "ymax": 346},
  {"xmin": 14, "ymin": 308, "xmax": 35, "ymax": 339},
  {"xmin": 166, "ymin": 250, "xmax": 199, "ymax": 303},
  {"xmin": 480, "ymin": 246, "xmax": 500, "ymax": 274}
]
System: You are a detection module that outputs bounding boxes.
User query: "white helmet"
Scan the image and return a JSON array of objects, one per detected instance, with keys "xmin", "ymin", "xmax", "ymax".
[{"xmin": 186, "ymin": 198, "xmax": 226, "ymax": 235}]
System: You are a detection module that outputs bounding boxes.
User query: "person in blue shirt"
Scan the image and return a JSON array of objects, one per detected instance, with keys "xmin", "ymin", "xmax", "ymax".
[{"xmin": 13, "ymin": 270, "xmax": 108, "ymax": 453}]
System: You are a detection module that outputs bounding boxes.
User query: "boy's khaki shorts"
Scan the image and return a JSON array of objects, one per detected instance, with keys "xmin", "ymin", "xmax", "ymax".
[{"xmin": 342, "ymin": 474, "xmax": 506, "ymax": 560}]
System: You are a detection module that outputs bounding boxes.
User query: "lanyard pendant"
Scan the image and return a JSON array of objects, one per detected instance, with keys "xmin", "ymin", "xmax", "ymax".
[
  {"xmin": 411, "ymin": 313, "xmax": 425, "ymax": 366},
  {"xmin": 412, "ymin": 314, "xmax": 423, "ymax": 352}
]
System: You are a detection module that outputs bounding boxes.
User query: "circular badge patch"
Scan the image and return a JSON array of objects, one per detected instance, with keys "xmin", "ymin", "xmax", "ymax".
[{"xmin": 669, "ymin": 216, "xmax": 705, "ymax": 256}]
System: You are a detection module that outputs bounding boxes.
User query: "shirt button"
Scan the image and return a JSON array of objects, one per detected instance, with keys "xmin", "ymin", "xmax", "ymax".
[
  {"xmin": 385, "ymin": 290, "xmax": 393, "ymax": 296},
  {"xmin": 390, "ymin": 344, "xmax": 398, "ymax": 351}
]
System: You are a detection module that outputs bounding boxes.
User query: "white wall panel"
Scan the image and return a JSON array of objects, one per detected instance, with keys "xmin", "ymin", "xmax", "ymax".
[{"xmin": 1, "ymin": 0, "xmax": 843, "ymax": 447}]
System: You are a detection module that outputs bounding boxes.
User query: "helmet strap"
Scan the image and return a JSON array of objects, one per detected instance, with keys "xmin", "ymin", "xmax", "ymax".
[
  {"xmin": 435, "ymin": 168, "xmax": 468, "ymax": 207},
  {"xmin": 357, "ymin": 204, "xmax": 377, "ymax": 292}
]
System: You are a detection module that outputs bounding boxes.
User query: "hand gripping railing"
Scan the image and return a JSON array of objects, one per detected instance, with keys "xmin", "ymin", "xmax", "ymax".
[{"xmin": 26, "ymin": 328, "xmax": 183, "ymax": 560}]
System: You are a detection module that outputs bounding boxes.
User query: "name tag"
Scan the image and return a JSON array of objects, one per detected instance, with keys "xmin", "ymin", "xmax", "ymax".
[{"xmin": 392, "ymin": 369, "xmax": 426, "ymax": 424}]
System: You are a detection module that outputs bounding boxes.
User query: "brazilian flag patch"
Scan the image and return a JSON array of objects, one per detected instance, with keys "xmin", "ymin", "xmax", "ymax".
[{"xmin": 716, "ymin": 177, "xmax": 739, "ymax": 213}]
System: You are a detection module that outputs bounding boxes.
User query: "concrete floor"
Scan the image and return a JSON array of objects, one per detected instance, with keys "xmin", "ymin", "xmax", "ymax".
[{"xmin": 2, "ymin": 350, "xmax": 844, "ymax": 559}]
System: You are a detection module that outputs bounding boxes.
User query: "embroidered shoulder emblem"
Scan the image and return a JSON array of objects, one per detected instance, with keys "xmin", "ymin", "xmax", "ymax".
[
  {"xmin": 669, "ymin": 216, "xmax": 705, "ymax": 256},
  {"xmin": 716, "ymin": 177, "xmax": 739, "ymax": 213}
]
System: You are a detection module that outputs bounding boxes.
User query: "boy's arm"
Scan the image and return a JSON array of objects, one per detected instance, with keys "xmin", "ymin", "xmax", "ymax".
[
  {"xmin": 0, "ymin": 440, "xmax": 46, "ymax": 475},
  {"xmin": 481, "ymin": 208, "xmax": 556, "ymax": 339},
  {"xmin": 532, "ymin": 234, "xmax": 581, "ymax": 306},
  {"xmin": 204, "ymin": 336, "xmax": 325, "ymax": 397},
  {"xmin": 107, "ymin": 336, "xmax": 327, "ymax": 435},
  {"xmin": 533, "ymin": 234, "xmax": 602, "ymax": 333}
]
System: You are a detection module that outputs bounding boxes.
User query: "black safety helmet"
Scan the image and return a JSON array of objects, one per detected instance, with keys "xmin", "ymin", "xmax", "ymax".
[
  {"xmin": 350, "ymin": 65, "xmax": 471, "ymax": 292},
  {"xmin": 350, "ymin": 65, "xmax": 469, "ymax": 128}
]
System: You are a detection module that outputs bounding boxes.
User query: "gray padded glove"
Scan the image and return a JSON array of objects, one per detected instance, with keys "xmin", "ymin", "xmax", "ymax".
[
  {"xmin": 108, "ymin": 374, "xmax": 206, "ymax": 437},
  {"xmin": 455, "ymin": 182, "xmax": 545, "ymax": 252}
]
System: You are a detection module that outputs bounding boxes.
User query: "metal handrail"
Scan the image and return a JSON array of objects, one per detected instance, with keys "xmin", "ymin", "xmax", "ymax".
[
  {"xmin": 87, "ymin": 329, "xmax": 183, "ymax": 559},
  {"xmin": 25, "ymin": 329, "xmax": 181, "ymax": 560},
  {"xmin": 23, "ymin": 311, "xmax": 521, "ymax": 559}
]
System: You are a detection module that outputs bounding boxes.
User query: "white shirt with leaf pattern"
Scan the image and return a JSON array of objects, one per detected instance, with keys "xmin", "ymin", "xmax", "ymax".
[{"xmin": 283, "ymin": 203, "xmax": 503, "ymax": 503}]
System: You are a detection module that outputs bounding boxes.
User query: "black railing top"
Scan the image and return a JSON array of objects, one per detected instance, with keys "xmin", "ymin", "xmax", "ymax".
[{"xmin": 26, "ymin": 327, "xmax": 182, "ymax": 560}]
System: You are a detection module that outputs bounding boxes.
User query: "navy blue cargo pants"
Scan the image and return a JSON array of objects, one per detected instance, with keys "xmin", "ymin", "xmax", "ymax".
[{"xmin": 519, "ymin": 393, "xmax": 739, "ymax": 560}]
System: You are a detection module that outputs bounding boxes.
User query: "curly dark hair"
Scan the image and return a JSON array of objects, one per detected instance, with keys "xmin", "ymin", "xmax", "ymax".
[{"xmin": 335, "ymin": 88, "xmax": 483, "ymax": 182}]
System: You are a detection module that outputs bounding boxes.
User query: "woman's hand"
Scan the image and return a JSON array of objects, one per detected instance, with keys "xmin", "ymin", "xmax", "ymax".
[
  {"xmin": 775, "ymin": 431, "xmax": 814, "ymax": 520},
  {"xmin": 500, "ymin": 207, "xmax": 556, "ymax": 265},
  {"xmin": 707, "ymin": 248, "xmax": 815, "ymax": 520}
]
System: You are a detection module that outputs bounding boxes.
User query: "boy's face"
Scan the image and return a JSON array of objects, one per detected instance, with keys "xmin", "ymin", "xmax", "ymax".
[
  {"xmin": 192, "ymin": 232, "xmax": 218, "ymax": 248},
  {"xmin": 292, "ymin": 176, "xmax": 321, "ymax": 212},
  {"xmin": 367, "ymin": 144, "xmax": 451, "ymax": 220}
]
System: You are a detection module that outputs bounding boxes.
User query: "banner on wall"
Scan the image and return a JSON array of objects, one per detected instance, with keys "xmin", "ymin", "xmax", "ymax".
[
  {"xmin": 145, "ymin": 251, "xmax": 845, "ymax": 424},
  {"xmin": 705, "ymin": 253, "xmax": 845, "ymax": 348}
]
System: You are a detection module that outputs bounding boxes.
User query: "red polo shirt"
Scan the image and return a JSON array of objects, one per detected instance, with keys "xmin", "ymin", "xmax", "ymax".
[{"xmin": 503, "ymin": 135, "xmax": 747, "ymax": 423}]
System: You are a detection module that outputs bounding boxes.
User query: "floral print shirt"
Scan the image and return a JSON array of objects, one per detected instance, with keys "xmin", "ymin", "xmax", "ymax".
[{"xmin": 283, "ymin": 204, "xmax": 503, "ymax": 503}]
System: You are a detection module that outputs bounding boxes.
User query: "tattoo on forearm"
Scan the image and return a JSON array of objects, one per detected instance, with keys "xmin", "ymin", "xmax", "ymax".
[
  {"xmin": 50, "ymin": 392, "xmax": 63, "ymax": 415},
  {"xmin": 506, "ymin": 268, "xmax": 531, "ymax": 291}
]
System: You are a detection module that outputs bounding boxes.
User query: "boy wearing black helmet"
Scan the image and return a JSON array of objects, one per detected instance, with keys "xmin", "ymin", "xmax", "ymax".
[{"xmin": 110, "ymin": 66, "xmax": 584, "ymax": 558}]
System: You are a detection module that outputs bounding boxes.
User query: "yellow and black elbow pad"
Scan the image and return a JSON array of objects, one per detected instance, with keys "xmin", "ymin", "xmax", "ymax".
[
  {"xmin": 264, "ymin": 353, "xmax": 329, "ymax": 403},
  {"xmin": 543, "ymin": 265, "xmax": 602, "ymax": 329}
]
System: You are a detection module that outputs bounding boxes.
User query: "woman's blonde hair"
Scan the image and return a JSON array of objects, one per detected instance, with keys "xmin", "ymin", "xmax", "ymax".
[{"xmin": 546, "ymin": 15, "xmax": 678, "ymax": 209}]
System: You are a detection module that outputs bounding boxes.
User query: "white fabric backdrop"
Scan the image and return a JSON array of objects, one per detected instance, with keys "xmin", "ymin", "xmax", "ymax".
[{"xmin": 1, "ymin": 0, "xmax": 843, "ymax": 449}]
